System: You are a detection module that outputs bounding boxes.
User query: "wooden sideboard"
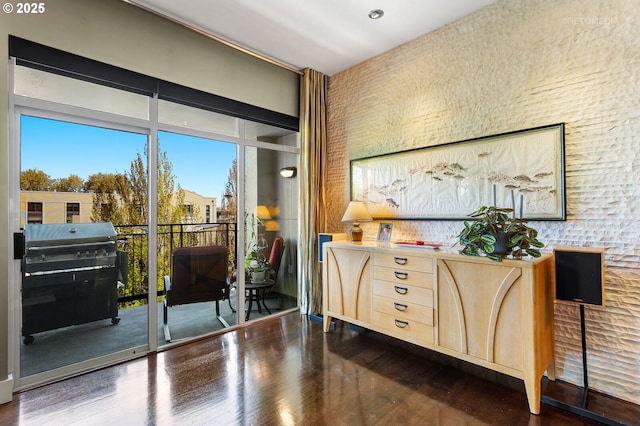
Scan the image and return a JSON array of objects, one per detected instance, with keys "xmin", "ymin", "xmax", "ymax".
[{"xmin": 322, "ymin": 242, "xmax": 555, "ymax": 415}]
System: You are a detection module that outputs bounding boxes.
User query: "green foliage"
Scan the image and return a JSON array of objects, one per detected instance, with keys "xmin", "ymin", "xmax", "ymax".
[
  {"xmin": 457, "ymin": 206, "xmax": 544, "ymax": 262},
  {"xmin": 221, "ymin": 160, "xmax": 238, "ymax": 273},
  {"xmin": 54, "ymin": 174, "xmax": 84, "ymax": 192},
  {"xmin": 20, "ymin": 169, "xmax": 53, "ymax": 191},
  {"xmin": 244, "ymin": 213, "xmax": 272, "ymax": 274},
  {"xmin": 126, "ymin": 154, "xmax": 147, "ymax": 225},
  {"xmin": 85, "ymin": 172, "xmax": 130, "ymax": 225}
]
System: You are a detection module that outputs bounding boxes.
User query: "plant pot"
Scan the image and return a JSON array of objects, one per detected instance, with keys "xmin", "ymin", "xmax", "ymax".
[
  {"xmin": 251, "ymin": 270, "xmax": 266, "ymax": 283},
  {"xmin": 485, "ymin": 231, "xmax": 512, "ymax": 256}
]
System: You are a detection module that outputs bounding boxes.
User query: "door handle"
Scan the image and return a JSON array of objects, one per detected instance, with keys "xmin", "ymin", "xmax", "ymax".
[{"xmin": 14, "ymin": 232, "xmax": 24, "ymax": 260}]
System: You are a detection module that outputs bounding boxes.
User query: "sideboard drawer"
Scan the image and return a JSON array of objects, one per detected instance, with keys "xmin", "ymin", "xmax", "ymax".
[
  {"xmin": 372, "ymin": 295, "xmax": 433, "ymax": 326},
  {"xmin": 372, "ymin": 266, "xmax": 433, "ymax": 289},
  {"xmin": 372, "ymin": 280, "xmax": 434, "ymax": 307},
  {"xmin": 374, "ymin": 252, "xmax": 433, "ymax": 273},
  {"xmin": 372, "ymin": 311, "xmax": 434, "ymax": 345}
]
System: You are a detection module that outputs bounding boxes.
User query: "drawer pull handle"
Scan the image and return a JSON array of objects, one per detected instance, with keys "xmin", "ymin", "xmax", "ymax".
[
  {"xmin": 394, "ymin": 256, "xmax": 408, "ymax": 265},
  {"xmin": 394, "ymin": 302, "xmax": 408, "ymax": 312},
  {"xmin": 394, "ymin": 319, "xmax": 409, "ymax": 329},
  {"xmin": 394, "ymin": 285, "xmax": 408, "ymax": 295},
  {"xmin": 394, "ymin": 271, "xmax": 408, "ymax": 280}
]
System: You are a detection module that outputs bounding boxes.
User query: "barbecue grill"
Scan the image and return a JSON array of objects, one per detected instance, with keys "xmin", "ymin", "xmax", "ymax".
[{"xmin": 21, "ymin": 222, "xmax": 122, "ymax": 344}]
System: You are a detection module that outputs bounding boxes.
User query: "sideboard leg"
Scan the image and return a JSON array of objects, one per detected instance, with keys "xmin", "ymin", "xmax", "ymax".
[
  {"xmin": 547, "ymin": 357, "xmax": 557, "ymax": 381},
  {"xmin": 524, "ymin": 378, "xmax": 541, "ymax": 415},
  {"xmin": 323, "ymin": 315, "xmax": 332, "ymax": 332}
]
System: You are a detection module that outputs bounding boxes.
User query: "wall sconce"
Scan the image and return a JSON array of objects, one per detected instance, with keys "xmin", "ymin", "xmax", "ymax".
[{"xmin": 279, "ymin": 167, "xmax": 297, "ymax": 178}]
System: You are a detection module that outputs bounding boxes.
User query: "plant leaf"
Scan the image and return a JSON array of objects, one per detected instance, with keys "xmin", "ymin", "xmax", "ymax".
[
  {"xmin": 480, "ymin": 234, "xmax": 496, "ymax": 245},
  {"xmin": 526, "ymin": 248, "xmax": 542, "ymax": 257}
]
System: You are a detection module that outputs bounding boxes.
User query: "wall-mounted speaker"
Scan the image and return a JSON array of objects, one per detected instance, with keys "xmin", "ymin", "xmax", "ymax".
[
  {"xmin": 318, "ymin": 233, "xmax": 348, "ymax": 262},
  {"xmin": 554, "ymin": 247, "xmax": 605, "ymax": 307}
]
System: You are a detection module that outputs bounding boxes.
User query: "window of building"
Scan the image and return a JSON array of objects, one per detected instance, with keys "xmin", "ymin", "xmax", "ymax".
[
  {"xmin": 27, "ymin": 202, "xmax": 42, "ymax": 224},
  {"xmin": 205, "ymin": 205, "xmax": 210, "ymax": 223},
  {"xmin": 66, "ymin": 202, "xmax": 80, "ymax": 223}
]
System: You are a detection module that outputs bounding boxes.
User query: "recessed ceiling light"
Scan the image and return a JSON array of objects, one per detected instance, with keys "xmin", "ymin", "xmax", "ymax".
[{"xmin": 368, "ymin": 9, "xmax": 384, "ymax": 20}]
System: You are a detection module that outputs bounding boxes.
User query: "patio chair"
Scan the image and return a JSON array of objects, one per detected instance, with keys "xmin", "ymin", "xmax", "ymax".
[
  {"xmin": 268, "ymin": 236, "xmax": 285, "ymax": 281},
  {"xmin": 163, "ymin": 245, "xmax": 230, "ymax": 342}
]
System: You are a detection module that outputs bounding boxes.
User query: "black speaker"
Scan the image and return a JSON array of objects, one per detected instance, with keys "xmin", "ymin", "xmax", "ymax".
[{"xmin": 554, "ymin": 247, "xmax": 605, "ymax": 307}]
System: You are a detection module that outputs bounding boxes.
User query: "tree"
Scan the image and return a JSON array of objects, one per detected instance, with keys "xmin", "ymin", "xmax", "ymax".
[
  {"xmin": 54, "ymin": 174, "xmax": 84, "ymax": 192},
  {"xmin": 221, "ymin": 159, "xmax": 237, "ymax": 222},
  {"xmin": 157, "ymin": 149, "xmax": 180, "ymax": 224},
  {"xmin": 221, "ymin": 159, "xmax": 238, "ymax": 270},
  {"xmin": 20, "ymin": 169, "xmax": 52, "ymax": 191},
  {"xmin": 125, "ymin": 153, "xmax": 147, "ymax": 225},
  {"xmin": 84, "ymin": 172, "xmax": 128, "ymax": 224},
  {"xmin": 123, "ymin": 147, "xmax": 199, "ymax": 296}
]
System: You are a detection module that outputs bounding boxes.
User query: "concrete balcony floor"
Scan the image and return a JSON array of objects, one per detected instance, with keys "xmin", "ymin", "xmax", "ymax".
[{"xmin": 19, "ymin": 288, "xmax": 297, "ymax": 378}]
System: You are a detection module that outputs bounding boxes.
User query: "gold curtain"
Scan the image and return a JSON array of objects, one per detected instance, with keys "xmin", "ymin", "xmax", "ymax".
[{"xmin": 299, "ymin": 68, "xmax": 327, "ymax": 315}]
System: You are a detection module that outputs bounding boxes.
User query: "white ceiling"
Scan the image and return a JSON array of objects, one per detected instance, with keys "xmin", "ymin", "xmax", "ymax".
[{"xmin": 127, "ymin": 0, "xmax": 496, "ymax": 76}]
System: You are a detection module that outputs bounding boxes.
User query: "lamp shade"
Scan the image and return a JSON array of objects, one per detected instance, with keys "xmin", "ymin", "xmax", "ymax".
[{"xmin": 341, "ymin": 201, "xmax": 372, "ymax": 222}]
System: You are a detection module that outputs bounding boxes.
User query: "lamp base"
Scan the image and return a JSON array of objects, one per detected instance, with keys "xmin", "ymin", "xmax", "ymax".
[{"xmin": 351, "ymin": 223, "xmax": 363, "ymax": 242}]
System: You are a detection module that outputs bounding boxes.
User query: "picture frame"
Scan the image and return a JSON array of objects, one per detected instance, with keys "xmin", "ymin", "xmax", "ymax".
[
  {"xmin": 350, "ymin": 123, "xmax": 565, "ymax": 220},
  {"xmin": 377, "ymin": 222, "xmax": 393, "ymax": 242}
]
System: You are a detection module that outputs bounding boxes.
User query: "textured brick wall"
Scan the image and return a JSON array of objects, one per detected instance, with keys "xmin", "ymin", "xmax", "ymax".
[{"xmin": 326, "ymin": 0, "xmax": 640, "ymax": 404}]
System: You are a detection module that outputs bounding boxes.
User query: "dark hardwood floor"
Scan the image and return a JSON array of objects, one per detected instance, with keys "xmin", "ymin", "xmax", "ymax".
[{"xmin": 1, "ymin": 312, "xmax": 637, "ymax": 425}]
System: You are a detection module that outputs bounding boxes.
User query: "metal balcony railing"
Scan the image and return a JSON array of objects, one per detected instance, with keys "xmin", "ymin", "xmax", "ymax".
[{"xmin": 114, "ymin": 222, "xmax": 237, "ymax": 307}]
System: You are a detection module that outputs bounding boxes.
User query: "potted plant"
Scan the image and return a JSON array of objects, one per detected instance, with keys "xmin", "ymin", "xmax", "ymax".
[
  {"xmin": 244, "ymin": 213, "xmax": 273, "ymax": 282},
  {"xmin": 456, "ymin": 206, "xmax": 544, "ymax": 262}
]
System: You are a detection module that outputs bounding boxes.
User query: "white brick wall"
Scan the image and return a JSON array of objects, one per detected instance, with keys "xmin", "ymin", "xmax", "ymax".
[{"xmin": 327, "ymin": 0, "xmax": 640, "ymax": 404}]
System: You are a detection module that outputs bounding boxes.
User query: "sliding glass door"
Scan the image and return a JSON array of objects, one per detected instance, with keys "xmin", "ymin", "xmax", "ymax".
[
  {"xmin": 18, "ymin": 114, "xmax": 150, "ymax": 380},
  {"xmin": 242, "ymin": 124, "xmax": 299, "ymax": 322},
  {"xmin": 156, "ymin": 131, "xmax": 238, "ymax": 343},
  {"xmin": 12, "ymin": 64, "xmax": 154, "ymax": 387},
  {"xmin": 10, "ymin": 62, "xmax": 299, "ymax": 391}
]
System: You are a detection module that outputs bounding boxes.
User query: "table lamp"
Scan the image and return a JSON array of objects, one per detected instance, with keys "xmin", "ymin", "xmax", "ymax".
[{"xmin": 341, "ymin": 201, "xmax": 372, "ymax": 242}]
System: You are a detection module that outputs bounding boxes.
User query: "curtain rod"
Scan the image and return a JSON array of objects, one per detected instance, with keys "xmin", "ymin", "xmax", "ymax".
[{"xmin": 124, "ymin": 0, "xmax": 304, "ymax": 76}]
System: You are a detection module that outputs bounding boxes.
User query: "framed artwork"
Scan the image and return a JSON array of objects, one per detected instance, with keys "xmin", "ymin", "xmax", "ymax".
[
  {"xmin": 377, "ymin": 222, "xmax": 393, "ymax": 242},
  {"xmin": 350, "ymin": 123, "xmax": 565, "ymax": 220}
]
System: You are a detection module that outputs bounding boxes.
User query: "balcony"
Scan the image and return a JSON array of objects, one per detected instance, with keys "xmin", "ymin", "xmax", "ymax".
[{"xmin": 20, "ymin": 222, "xmax": 297, "ymax": 378}]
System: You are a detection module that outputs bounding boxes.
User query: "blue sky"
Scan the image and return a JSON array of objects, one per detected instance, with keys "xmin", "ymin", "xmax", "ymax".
[{"xmin": 21, "ymin": 116, "xmax": 237, "ymax": 202}]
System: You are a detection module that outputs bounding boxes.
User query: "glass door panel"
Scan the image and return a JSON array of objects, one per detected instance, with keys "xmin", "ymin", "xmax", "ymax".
[
  {"xmin": 158, "ymin": 131, "xmax": 238, "ymax": 344},
  {"xmin": 19, "ymin": 116, "xmax": 149, "ymax": 378},
  {"xmin": 243, "ymin": 146, "xmax": 299, "ymax": 322}
]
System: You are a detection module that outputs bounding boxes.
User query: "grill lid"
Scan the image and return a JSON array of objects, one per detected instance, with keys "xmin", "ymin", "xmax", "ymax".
[
  {"xmin": 22, "ymin": 223, "xmax": 118, "ymax": 274},
  {"xmin": 24, "ymin": 222, "xmax": 116, "ymax": 247}
]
